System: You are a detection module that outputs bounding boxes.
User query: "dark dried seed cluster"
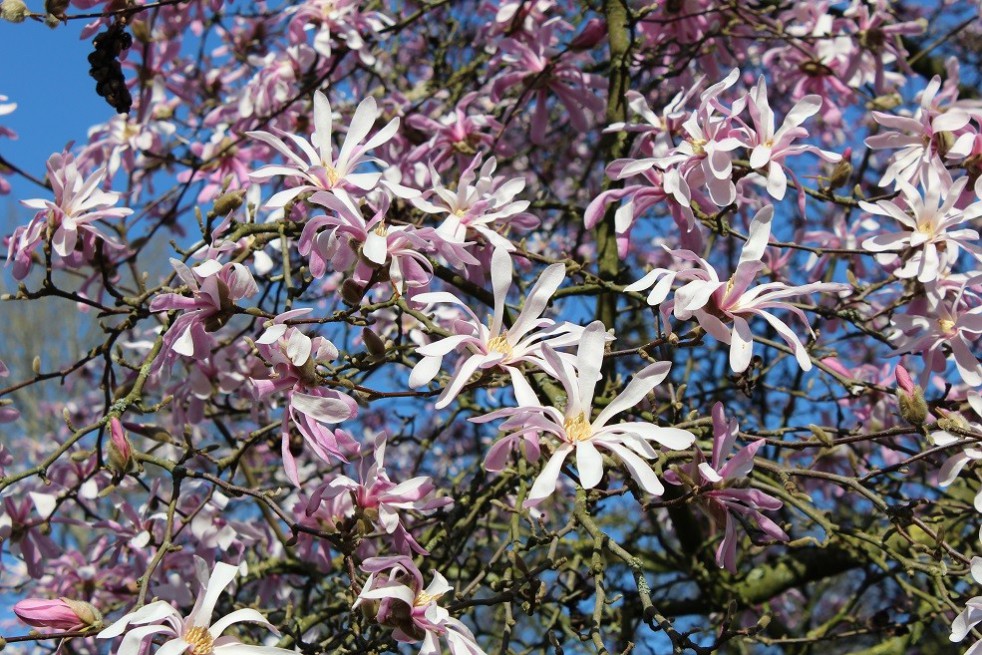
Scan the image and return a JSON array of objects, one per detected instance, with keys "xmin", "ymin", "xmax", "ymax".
[{"xmin": 88, "ymin": 23, "xmax": 133, "ymax": 114}]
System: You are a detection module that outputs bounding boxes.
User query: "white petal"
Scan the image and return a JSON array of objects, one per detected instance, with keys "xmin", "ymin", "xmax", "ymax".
[{"xmin": 576, "ymin": 440, "xmax": 605, "ymax": 488}]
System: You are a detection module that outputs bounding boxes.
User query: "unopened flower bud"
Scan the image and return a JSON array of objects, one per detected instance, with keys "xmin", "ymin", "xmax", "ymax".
[
  {"xmin": 362, "ymin": 328, "xmax": 387, "ymax": 360},
  {"xmin": 895, "ymin": 365, "xmax": 928, "ymax": 425},
  {"xmin": 107, "ymin": 417, "xmax": 134, "ymax": 473},
  {"xmin": 808, "ymin": 424, "xmax": 834, "ymax": 447},
  {"xmin": 340, "ymin": 279, "xmax": 364, "ymax": 306},
  {"xmin": 13, "ymin": 597, "xmax": 102, "ymax": 632},
  {"xmin": 210, "ymin": 189, "xmax": 246, "ymax": 218},
  {"xmin": 570, "ymin": 18, "xmax": 606, "ymax": 49},
  {"xmin": 827, "ymin": 147, "xmax": 852, "ymax": 190},
  {"xmin": 0, "ymin": 0, "xmax": 30, "ymax": 22}
]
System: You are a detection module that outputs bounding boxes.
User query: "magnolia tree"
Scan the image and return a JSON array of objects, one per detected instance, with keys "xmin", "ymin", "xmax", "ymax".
[{"xmin": 2, "ymin": 0, "xmax": 982, "ymax": 653}]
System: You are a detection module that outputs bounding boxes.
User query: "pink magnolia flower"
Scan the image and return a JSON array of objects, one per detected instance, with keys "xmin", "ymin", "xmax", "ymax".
[
  {"xmin": 149, "ymin": 258, "xmax": 258, "ymax": 367},
  {"xmin": 409, "ymin": 247, "xmax": 580, "ymax": 409},
  {"xmin": 354, "ymin": 556, "xmax": 487, "ymax": 655},
  {"xmin": 405, "ymin": 92, "xmax": 504, "ymax": 170},
  {"xmin": 305, "ymin": 431, "xmax": 452, "ymax": 554},
  {"xmin": 665, "ymin": 402, "xmax": 787, "ymax": 572},
  {"xmin": 891, "ymin": 284, "xmax": 982, "ymax": 387},
  {"xmin": 14, "ymin": 597, "xmax": 103, "ymax": 632},
  {"xmin": 177, "ymin": 127, "xmax": 259, "ymax": 203},
  {"xmin": 490, "ymin": 18, "xmax": 605, "ymax": 144},
  {"xmin": 411, "ymin": 156, "xmax": 538, "ymax": 253},
  {"xmin": 98, "ymin": 560, "xmax": 295, "ymax": 655},
  {"xmin": 7, "ymin": 151, "xmax": 132, "ymax": 280},
  {"xmin": 861, "ymin": 172, "xmax": 982, "ymax": 283},
  {"xmin": 1, "ymin": 493, "xmax": 61, "ymax": 578},
  {"xmin": 235, "ymin": 44, "xmax": 317, "ymax": 122},
  {"xmin": 248, "ymin": 90, "xmax": 400, "ymax": 208},
  {"xmin": 474, "ymin": 321, "xmax": 695, "ymax": 504},
  {"xmin": 285, "ymin": 0, "xmax": 393, "ymax": 63},
  {"xmin": 299, "ymin": 189, "xmax": 442, "ymax": 293},
  {"xmin": 866, "ymin": 71, "xmax": 982, "ymax": 188},
  {"xmin": 251, "ymin": 310, "xmax": 359, "ymax": 484},
  {"xmin": 626, "ymin": 206, "xmax": 849, "ymax": 372},
  {"xmin": 735, "ymin": 76, "xmax": 841, "ymax": 202},
  {"xmin": 662, "ymin": 68, "xmax": 743, "ymax": 208}
]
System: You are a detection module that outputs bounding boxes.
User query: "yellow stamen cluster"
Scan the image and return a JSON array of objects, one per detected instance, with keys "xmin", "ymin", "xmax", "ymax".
[
  {"xmin": 563, "ymin": 413, "xmax": 593, "ymax": 442},
  {"xmin": 415, "ymin": 590, "xmax": 440, "ymax": 607},
  {"xmin": 938, "ymin": 318, "xmax": 956, "ymax": 335},
  {"xmin": 486, "ymin": 334, "xmax": 513, "ymax": 357},
  {"xmin": 185, "ymin": 626, "xmax": 214, "ymax": 655},
  {"xmin": 325, "ymin": 165, "xmax": 340, "ymax": 187}
]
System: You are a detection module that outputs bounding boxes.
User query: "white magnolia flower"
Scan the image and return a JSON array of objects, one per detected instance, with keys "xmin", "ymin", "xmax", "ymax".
[
  {"xmin": 247, "ymin": 90, "xmax": 401, "ymax": 208},
  {"xmin": 409, "ymin": 247, "xmax": 581, "ymax": 409},
  {"xmin": 474, "ymin": 321, "xmax": 696, "ymax": 503},
  {"xmin": 98, "ymin": 561, "xmax": 295, "ymax": 655}
]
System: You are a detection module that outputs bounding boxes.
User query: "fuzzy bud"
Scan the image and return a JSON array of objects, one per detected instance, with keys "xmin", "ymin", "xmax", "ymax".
[
  {"xmin": 808, "ymin": 424, "xmax": 834, "ymax": 447},
  {"xmin": 827, "ymin": 147, "xmax": 852, "ymax": 190},
  {"xmin": 895, "ymin": 365, "xmax": 927, "ymax": 425},
  {"xmin": 210, "ymin": 189, "xmax": 246, "ymax": 218},
  {"xmin": 0, "ymin": 0, "xmax": 30, "ymax": 22},
  {"xmin": 362, "ymin": 328, "xmax": 387, "ymax": 360},
  {"xmin": 340, "ymin": 279, "xmax": 365, "ymax": 306}
]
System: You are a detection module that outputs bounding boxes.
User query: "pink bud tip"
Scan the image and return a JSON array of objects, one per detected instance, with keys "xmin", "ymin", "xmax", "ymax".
[
  {"xmin": 895, "ymin": 364, "xmax": 915, "ymax": 394},
  {"xmin": 109, "ymin": 417, "xmax": 131, "ymax": 457},
  {"xmin": 13, "ymin": 598, "xmax": 85, "ymax": 631}
]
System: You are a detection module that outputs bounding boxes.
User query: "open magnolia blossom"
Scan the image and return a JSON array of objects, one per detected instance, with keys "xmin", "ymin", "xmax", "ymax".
[
  {"xmin": 734, "ymin": 75, "xmax": 840, "ymax": 202},
  {"xmin": 305, "ymin": 430, "xmax": 452, "ymax": 554},
  {"xmin": 861, "ymin": 171, "xmax": 982, "ymax": 283},
  {"xmin": 409, "ymin": 247, "xmax": 581, "ymax": 409},
  {"xmin": 7, "ymin": 151, "xmax": 132, "ymax": 280},
  {"xmin": 97, "ymin": 561, "xmax": 295, "ymax": 655},
  {"xmin": 474, "ymin": 321, "xmax": 696, "ymax": 503},
  {"xmin": 410, "ymin": 156, "xmax": 538, "ymax": 252},
  {"xmin": 354, "ymin": 556, "xmax": 487, "ymax": 655},
  {"xmin": 665, "ymin": 402, "xmax": 787, "ymax": 572},
  {"xmin": 250, "ymin": 309, "xmax": 359, "ymax": 484},
  {"xmin": 247, "ymin": 90, "xmax": 401, "ymax": 207},
  {"xmin": 626, "ymin": 205, "xmax": 849, "ymax": 372}
]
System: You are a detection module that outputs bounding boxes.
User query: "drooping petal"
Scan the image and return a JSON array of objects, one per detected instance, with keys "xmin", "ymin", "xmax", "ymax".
[
  {"xmin": 576, "ymin": 440, "xmax": 605, "ymax": 489},
  {"xmin": 526, "ymin": 445, "xmax": 573, "ymax": 503},
  {"xmin": 593, "ymin": 361, "xmax": 671, "ymax": 429}
]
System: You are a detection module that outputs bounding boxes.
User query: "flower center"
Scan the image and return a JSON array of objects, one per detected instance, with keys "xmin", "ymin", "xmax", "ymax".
[
  {"xmin": 938, "ymin": 318, "xmax": 955, "ymax": 335},
  {"xmin": 487, "ymin": 333, "xmax": 512, "ymax": 357},
  {"xmin": 415, "ymin": 590, "xmax": 441, "ymax": 606},
  {"xmin": 688, "ymin": 137, "xmax": 707, "ymax": 156},
  {"xmin": 564, "ymin": 413, "xmax": 593, "ymax": 442},
  {"xmin": 185, "ymin": 626, "xmax": 214, "ymax": 655},
  {"xmin": 325, "ymin": 164, "xmax": 340, "ymax": 187},
  {"xmin": 373, "ymin": 223, "xmax": 388, "ymax": 237}
]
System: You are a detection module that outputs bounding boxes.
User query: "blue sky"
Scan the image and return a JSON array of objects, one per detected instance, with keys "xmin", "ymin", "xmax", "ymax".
[{"xmin": 1, "ymin": 14, "xmax": 111, "ymax": 212}]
